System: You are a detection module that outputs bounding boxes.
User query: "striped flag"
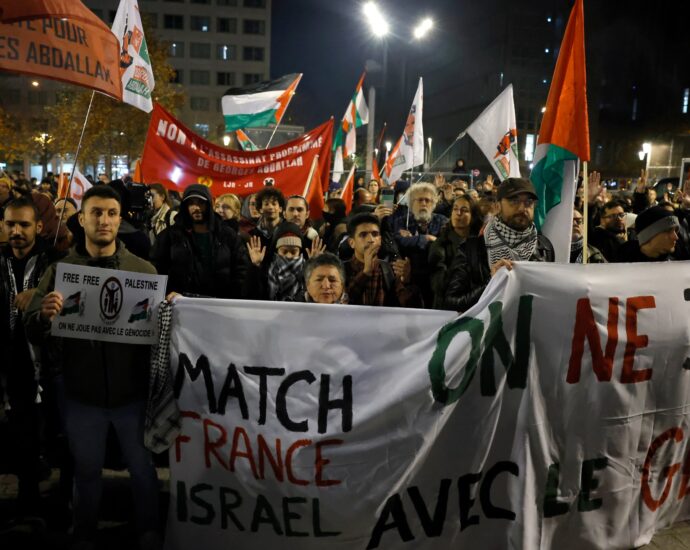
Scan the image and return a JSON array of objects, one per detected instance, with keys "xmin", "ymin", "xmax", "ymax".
[
  {"xmin": 531, "ymin": 0, "xmax": 589, "ymax": 264},
  {"xmin": 57, "ymin": 167, "xmax": 92, "ymax": 208},
  {"xmin": 222, "ymin": 73, "xmax": 302, "ymax": 132},
  {"xmin": 111, "ymin": 0, "xmax": 155, "ymax": 113},
  {"xmin": 60, "ymin": 291, "xmax": 83, "ymax": 316},
  {"xmin": 236, "ymin": 129, "xmax": 259, "ymax": 151},
  {"xmin": 333, "ymin": 73, "xmax": 369, "ymax": 180},
  {"xmin": 128, "ymin": 298, "xmax": 150, "ymax": 322}
]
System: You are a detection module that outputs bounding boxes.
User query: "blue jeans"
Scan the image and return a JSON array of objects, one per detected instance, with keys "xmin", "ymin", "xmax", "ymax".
[{"xmin": 61, "ymin": 395, "xmax": 159, "ymax": 537}]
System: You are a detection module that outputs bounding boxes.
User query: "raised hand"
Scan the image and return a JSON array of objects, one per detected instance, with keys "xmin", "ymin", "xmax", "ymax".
[
  {"xmin": 246, "ymin": 235, "xmax": 266, "ymax": 267},
  {"xmin": 587, "ymin": 171, "xmax": 603, "ymax": 204},
  {"xmin": 362, "ymin": 243, "xmax": 381, "ymax": 276},
  {"xmin": 40, "ymin": 291, "xmax": 64, "ymax": 322},
  {"xmin": 307, "ymin": 236, "xmax": 326, "ymax": 258}
]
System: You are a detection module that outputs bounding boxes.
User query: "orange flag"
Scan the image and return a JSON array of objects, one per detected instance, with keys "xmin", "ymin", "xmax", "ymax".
[
  {"xmin": 0, "ymin": 0, "xmax": 122, "ymax": 100},
  {"xmin": 301, "ymin": 155, "xmax": 325, "ymax": 219}
]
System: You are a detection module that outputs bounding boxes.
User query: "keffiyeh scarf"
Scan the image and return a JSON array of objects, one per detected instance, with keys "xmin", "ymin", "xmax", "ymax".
[{"xmin": 484, "ymin": 216, "xmax": 538, "ymax": 267}]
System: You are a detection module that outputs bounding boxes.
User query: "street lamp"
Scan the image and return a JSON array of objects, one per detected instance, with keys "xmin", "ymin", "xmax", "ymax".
[
  {"xmin": 31, "ymin": 80, "xmax": 39, "ymax": 87},
  {"xmin": 222, "ymin": 135, "xmax": 231, "ymax": 147},
  {"xmin": 427, "ymin": 137, "xmax": 432, "ymax": 166},
  {"xmin": 413, "ymin": 18, "xmax": 434, "ymax": 40},
  {"xmin": 385, "ymin": 140, "xmax": 392, "ymax": 161},
  {"xmin": 362, "ymin": 2, "xmax": 389, "ymax": 37}
]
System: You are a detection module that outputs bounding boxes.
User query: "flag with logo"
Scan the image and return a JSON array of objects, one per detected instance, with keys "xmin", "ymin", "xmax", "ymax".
[
  {"xmin": 60, "ymin": 291, "xmax": 83, "ymax": 316},
  {"xmin": 236, "ymin": 129, "xmax": 259, "ymax": 152},
  {"xmin": 128, "ymin": 298, "xmax": 150, "ymax": 322},
  {"xmin": 465, "ymin": 84, "xmax": 520, "ymax": 181},
  {"xmin": 531, "ymin": 0, "xmax": 589, "ymax": 263},
  {"xmin": 383, "ymin": 78, "xmax": 424, "ymax": 184},
  {"xmin": 111, "ymin": 0, "xmax": 155, "ymax": 113},
  {"xmin": 222, "ymin": 73, "xmax": 302, "ymax": 132}
]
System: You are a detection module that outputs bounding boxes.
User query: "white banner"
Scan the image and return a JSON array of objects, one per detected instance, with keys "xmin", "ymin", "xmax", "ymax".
[
  {"xmin": 383, "ymin": 78, "xmax": 424, "ymax": 184},
  {"xmin": 465, "ymin": 84, "xmax": 520, "ymax": 180},
  {"xmin": 167, "ymin": 262, "xmax": 690, "ymax": 549},
  {"xmin": 52, "ymin": 264, "xmax": 166, "ymax": 344}
]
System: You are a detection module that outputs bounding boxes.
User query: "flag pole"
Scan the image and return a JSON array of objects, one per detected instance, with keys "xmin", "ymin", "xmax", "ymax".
[
  {"xmin": 412, "ymin": 131, "xmax": 466, "ymax": 185},
  {"xmin": 54, "ymin": 90, "xmax": 96, "ymax": 246},
  {"xmin": 582, "ymin": 161, "xmax": 589, "ymax": 264},
  {"xmin": 265, "ymin": 121, "xmax": 283, "ymax": 150},
  {"xmin": 302, "ymin": 154, "xmax": 320, "ymax": 198}
]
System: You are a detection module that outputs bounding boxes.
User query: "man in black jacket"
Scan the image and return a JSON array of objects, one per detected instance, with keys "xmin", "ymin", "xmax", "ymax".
[
  {"xmin": 151, "ymin": 184, "xmax": 255, "ymax": 298},
  {"xmin": 0, "ymin": 197, "xmax": 63, "ymax": 524},
  {"xmin": 444, "ymin": 178, "xmax": 554, "ymax": 312}
]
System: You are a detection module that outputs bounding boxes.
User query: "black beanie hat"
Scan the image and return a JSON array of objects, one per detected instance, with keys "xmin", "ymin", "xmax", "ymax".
[{"xmin": 635, "ymin": 206, "xmax": 679, "ymax": 244}]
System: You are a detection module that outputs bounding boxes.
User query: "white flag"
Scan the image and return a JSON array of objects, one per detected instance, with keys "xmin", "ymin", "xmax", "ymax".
[
  {"xmin": 71, "ymin": 167, "xmax": 93, "ymax": 209},
  {"xmin": 465, "ymin": 84, "xmax": 520, "ymax": 180},
  {"xmin": 383, "ymin": 78, "xmax": 424, "ymax": 184},
  {"xmin": 111, "ymin": 0, "xmax": 155, "ymax": 113},
  {"xmin": 332, "ymin": 145, "xmax": 344, "ymax": 182}
]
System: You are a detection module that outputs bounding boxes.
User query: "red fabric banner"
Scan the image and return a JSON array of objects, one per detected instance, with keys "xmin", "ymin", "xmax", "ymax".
[{"xmin": 140, "ymin": 103, "xmax": 333, "ymax": 215}]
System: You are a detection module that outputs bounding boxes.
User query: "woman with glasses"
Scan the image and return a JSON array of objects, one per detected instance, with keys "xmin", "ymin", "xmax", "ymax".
[{"xmin": 429, "ymin": 195, "xmax": 482, "ymax": 309}]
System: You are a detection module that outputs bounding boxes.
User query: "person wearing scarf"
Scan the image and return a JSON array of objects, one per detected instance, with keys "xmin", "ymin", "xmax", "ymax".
[
  {"xmin": 443, "ymin": 178, "xmax": 555, "ymax": 312},
  {"xmin": 571, "ymin": 208, "xmax": 606, "ymax": 263}
]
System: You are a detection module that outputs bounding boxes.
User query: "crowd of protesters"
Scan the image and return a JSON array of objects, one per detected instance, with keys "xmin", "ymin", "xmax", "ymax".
[{"xmin": 1, "ymin": 162, "xmax": 689, "ymax": 549}]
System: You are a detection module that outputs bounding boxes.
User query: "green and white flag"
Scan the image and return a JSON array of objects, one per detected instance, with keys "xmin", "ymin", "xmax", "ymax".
[
  {"xmin": 60, "ymin": 291, "xmax": 83, "ymax": 316},
  {"xmin": 332, "ymin": 72, "xmax": 369, "ymax": 180},
  {"xmin": 111, "ymin": 0, "xmax": 155, "ymax": 113},
  {"xmin": 128, "ymin": 298, "xmax": 150, "ymax": 323},
  {"xmin": 222, "ymin": 73, "xmax": 302, "ymax": 132}
]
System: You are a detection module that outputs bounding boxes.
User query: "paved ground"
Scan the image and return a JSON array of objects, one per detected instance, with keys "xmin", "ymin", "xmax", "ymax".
[{"xmin": 1, "ymin": 469, "xmax": 689, "ymax": 549}]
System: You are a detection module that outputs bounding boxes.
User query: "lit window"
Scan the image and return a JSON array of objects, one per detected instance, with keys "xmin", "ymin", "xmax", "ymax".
[
  {"xmin": 683, "ymin": 88, "xmax": 689, "ymax": 114},
  {"xmin": 525, "ymin": 134, "xmax": 535, "ymax": 162}
]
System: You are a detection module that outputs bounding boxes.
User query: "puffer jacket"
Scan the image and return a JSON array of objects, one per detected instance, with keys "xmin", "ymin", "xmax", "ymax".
[{"xmin": 23, "ymin": 241, "xmax": 156, "ymax": 408}]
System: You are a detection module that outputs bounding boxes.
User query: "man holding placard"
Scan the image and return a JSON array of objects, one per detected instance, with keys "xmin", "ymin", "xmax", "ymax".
[{"xmin": 24, "ymin": 186, "xmax": 161, "ymax": 549}]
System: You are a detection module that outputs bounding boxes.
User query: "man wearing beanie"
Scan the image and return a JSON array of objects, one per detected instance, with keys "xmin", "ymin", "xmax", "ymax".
[
  {"xmin": 444, "ymin": 178, "xmax": 554, "ymax": 312},
  {"xmin": 151, "ymin": 184, "xmax": 255, "ymax": 298},
  {"xmin": 615, "ymin": 206, "xmax": 680, "ymax": 262}
]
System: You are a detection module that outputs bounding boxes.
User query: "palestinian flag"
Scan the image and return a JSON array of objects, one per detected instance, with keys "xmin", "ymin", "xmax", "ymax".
[
  {"xmin": 236, "ymin": 129, "xmax": 259, "ymax": 151},
  {"xmin": 222, "ymin": 73, "xmax": 302, "ymax": 132},
  {"xmin": 128, "ymin": 298, "xmax": 149, "ymax": 323},
  {"xmin": 333, "ymin": 72, "xmax": 369, "ymax": 156},
  {"xmin": 60, "ymin": 291, "xmax": 82, "ymax": 316},
  {"xmin": 531, "ymin": 0, "xmax": 589, "ymax": 263},
  {"xmin": 341, "ymin": 165, "xmax": 356, "ymax": 214}
]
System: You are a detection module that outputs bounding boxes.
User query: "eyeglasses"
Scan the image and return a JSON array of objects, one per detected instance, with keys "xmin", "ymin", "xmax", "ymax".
[
  {"xmin": 603, "ymin": 212, "xmax": 625, "ymax": 220},
  {"xmin": 572, "ymin": 218, "xmax": 584, "ymax": 225},
  {"xmin": 506, "ymin": 197, "xmax": 536, "ymax": 207}
]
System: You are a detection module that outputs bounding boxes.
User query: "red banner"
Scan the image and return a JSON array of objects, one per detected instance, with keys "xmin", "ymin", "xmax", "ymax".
[
  {"xmin": 140, "ymin": 104, "xmax": 333, "ymax": 213},
  {"xmin": 0, "ymin": 5, "xmax": 122, "ymax": 100}
]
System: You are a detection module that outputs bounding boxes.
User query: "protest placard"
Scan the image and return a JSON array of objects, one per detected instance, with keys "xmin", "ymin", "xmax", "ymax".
[{"xmin": 52, "ymin": 263, "xmax": 166, "ymax": 344}]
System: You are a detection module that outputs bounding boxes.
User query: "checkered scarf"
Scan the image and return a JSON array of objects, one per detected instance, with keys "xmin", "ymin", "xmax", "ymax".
[
  {"xmin": 484, "ymin": 216, "xmax": 538, "ymax": 267},
  {"xmin": 267, "ymin": 255, "xmax": 305, "ymax": 301}
]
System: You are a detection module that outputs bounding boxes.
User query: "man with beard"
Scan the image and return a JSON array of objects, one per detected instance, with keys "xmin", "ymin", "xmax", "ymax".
[
  {"xmin": 284, "ymin": 195, "xmax": 319, "ymax": 245},
  {"xmin": 23, "ymin": 186, "xmax": 161, "ymax": 547},
  {"xmin": 151, "ymin": 184, "xmax": 254, "ymax": 298},
  {"xmin": 390, "ymin": 183, "xmax": 447, "ymax": 307},
  {"xmin": 444, "ymin": 178, "xmax": 554, "ymax": 312},
  {"xmin": 571, "ymin": 208, "xmax": 606, "ymax": 263},
  {"xmin": 344, "ymin": 213, "xmax": 419, "ymax": 307},
  {"xmin": 0, "ymin": 197, "xmax": 63, "ymax": 527},
  {"xmin": 588, "ymin": 199, "xmax": 630, "ymax": 262}
]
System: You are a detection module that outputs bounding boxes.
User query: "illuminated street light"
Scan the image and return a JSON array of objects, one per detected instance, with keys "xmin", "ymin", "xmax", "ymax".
[
  {"xmin": 541, "ymin": 106, "xmax": 547, "ymax": 113},
  {"xmin": 642, "ymin": 142, "xmax": 651, "ymax": 155},
  {"xmin": 31, "ymin": 80, "xmax": 39, "ymax": 87},
  {"xmin": 385, "ymin": 141, "xmax": 392, "ymax": 152},
  {"xmin": 413, "ymin": 18, "xmax": 434, "ymax": 40},
  {"xmin": 638, "ymin": 150, "xmax": 646, "ymax": 161},
  {"xmin": 362, "ymin": 2, "xmax": 389, "ymax": 37},
  {"xmin": 222, "ymin": 135, "xmax": 231, "ymax": 147}
]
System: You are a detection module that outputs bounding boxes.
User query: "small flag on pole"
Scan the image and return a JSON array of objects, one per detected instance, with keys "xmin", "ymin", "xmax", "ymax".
[
  {"xmin": 222, "ymin": 73, "xmax": 302, "ymax": 132},
  {"xmin": 465, "ymin": 85, "xmax": 520, "ymax": 181},
  {"xmin": 111, "ymin": 0, "xmax": 155, "ymax": 113},
  {"xmin": 333, "ymin": 73, "xmax": 369, "ymax": 181},
  {"xmin": 383, "ymin": 78, "xmax": 424, "ymax": 184},
  {"xmin": 236, "ymin": 129, "xmax": 259, "ymax": 152}
]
